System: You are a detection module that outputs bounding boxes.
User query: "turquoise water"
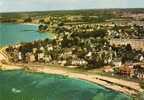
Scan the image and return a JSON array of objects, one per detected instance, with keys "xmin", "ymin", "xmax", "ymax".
[
  {"xmin": 0, "ymin": 23, "xmax": 52, "ymax": 47},
  {"xmin": 0, "ymin": 70, "xmax": 131, "ymax": 100}
]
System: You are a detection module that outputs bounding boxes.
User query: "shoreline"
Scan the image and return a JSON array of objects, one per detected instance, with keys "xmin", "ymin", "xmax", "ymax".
[
  {"xmin": 0, "ymin": 23, "xmax": 55, "ymax": 48},
  {"xmin": 0, "ymin": 22, "xmax": 39, "ymax": 26},
  {"xmin": 0, "ymin": 63, "xmax": 143, "ymax": 97},
  {"xmin": 21, "ymin": 23, "xmax": 40, "ymax": 26}
]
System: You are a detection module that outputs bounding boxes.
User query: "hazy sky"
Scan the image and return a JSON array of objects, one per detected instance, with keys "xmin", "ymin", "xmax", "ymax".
[{"xmin": 0, "ymin": 0, "xmax": 144, "ymax": 12}]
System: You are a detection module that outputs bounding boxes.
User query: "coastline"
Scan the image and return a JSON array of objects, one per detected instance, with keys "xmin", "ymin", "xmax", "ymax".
[
  {"xmin": 21, "ymin": 23, "xmax": 40, "ymax": 26},
  {"xmin": 0, "ymin": 23, "xmax": 55, "ymax": 48},
  {"xmin": 0, "ymin": 22, "xmax": 143, "ymax": 98},
  {"xmin": 0, "ymin": 63, "xmax": 143, "ymax": 97},
  {"xmin": 0, "ymin": 22, "xmax": 39, "ymax": 26},
  {"xmin": 0, "ymin": 9, "xmax": 144, "ymax": 99},
  {"xmin": 0, "ymin": 37, "xmax": 143, "ymax": 98}
]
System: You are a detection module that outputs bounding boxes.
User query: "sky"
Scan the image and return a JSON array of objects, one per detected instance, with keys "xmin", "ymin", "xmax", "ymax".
[{"xmin": 0, "ymin": 0, "xmax": 144, "ymax": 12}]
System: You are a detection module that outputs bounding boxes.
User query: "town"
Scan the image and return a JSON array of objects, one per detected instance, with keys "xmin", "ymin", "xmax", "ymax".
[{"xmin": 0, "ymin": 9, "xmax": 144, "ymax": 99}]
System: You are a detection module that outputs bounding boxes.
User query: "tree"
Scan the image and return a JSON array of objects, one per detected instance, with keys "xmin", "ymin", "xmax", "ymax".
[
  {"xmin": 58, "ymin": 22, "xmax": 64, "ymax": 26},
  {"xmin": 38, "ymin": 25, "xmax": 44, "ymax": 31},
  {"xmin": 38, "ymin": 24, "xmax": 48, "ymax": 31},
  {"xmin": 24, "ymin": 17, "xmax": 32, "ymax": 22},
  {"xmin": 125, "ymin": 44, "xmax": 132, "ymax": 51},
  {"xmin": 39, "ymin": 19, "xmax": 45, "ymax": 23}
]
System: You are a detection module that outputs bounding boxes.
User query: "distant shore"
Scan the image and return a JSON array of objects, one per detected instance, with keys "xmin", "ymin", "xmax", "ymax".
[
  {"xmin": 0, "ymin": 22, "xmax": 39, "ymax": 25},
  {"xmin": 21, "ymin": 23, "xmax": 40, "ymax": 26},
  {"xmin": 0, "ymin": 63, "xmax": 143, "ymax": 97}
]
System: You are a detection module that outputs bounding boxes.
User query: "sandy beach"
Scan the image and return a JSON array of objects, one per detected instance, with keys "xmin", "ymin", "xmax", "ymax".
[{"xmin": 0, "ymin": 63, "xmax": 143, "ymax": 96}]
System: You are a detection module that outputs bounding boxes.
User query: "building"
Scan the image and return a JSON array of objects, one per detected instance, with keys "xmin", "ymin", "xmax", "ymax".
[
  {"xmin": 112, "ymin": 58, "xmax": 122, "ymax": 67},
  {"xmin": 110, "ymin": 39, "xmax": 144, "ymax": 51}
]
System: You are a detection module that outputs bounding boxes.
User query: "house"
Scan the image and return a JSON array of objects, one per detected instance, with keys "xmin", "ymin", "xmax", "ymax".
[
  {"xmin": 140, "ymin": 56, "xmax": 144, "ymax": 62},
  {"xmin": 38, "ymin": 52, "xmax": 44, "ymax": 61},
  {"xmin": 103, "ymin": 66, "xmax": 113, "ymax": 73},
  {"xmin": 133, "ymin": 64, "xmax": 144, "ymax": 79},
  {"xmin": 18, "ymin": 52, "xmax": 22, "ymax": 61},
  {"xmin": 25, "ymin": 53, "xmax": 35, "ymax": 63},
  {"xmin": 139, "ymin": 54, "xmax": 144, "ymax": 62},
  {"xmin": 29, "ymin": 54, "xmax": 36, "ymax": 62},
  {"xmin": 47, "ymin": 45, "xmax": 53, "ymax": 51},
  {"xmin": 112, "ymin": 58, "xmax": 122, "ymax": 67},
  {"xmin": 86, "ymin": 52, "xmax": 92, "ymax": 57},
  {"xmin": 40, "ymin": 46, "xmax": 44, "ymax": 51},
  {"xmin": 58, "ymin": 60, "xmax": 67, "ymax": 66},
  {"xmin": 71, "ymin": 59, "xmax": 88, "ymax": 66},
  {"xmin": 32, "ymin": 48, "xmax": 37, "ymax": 54},
  {"xmin": 44, "ymin": 55, "xmax": 52, "ymax": 63}
]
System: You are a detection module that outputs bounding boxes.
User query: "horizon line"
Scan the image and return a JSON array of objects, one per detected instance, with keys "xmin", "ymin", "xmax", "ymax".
[{"xmin": 0, "ymin": 7, "xmax": 144, "ymax": 13}]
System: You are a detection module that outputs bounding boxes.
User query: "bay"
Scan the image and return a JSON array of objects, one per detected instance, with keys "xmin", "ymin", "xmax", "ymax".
[
  {"xmin": 0, "ymin": 23, "xmax": 52, "ymax": 47},
  {"xmin": 0, "ymin": 70, "xmax": 131, "ymax": 100}
]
